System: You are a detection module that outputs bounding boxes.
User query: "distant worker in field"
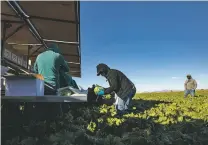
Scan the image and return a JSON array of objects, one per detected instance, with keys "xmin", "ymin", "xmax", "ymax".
[
  {"xmin": 184, "ymin": 74, "xmax": 197, "ymax": 98},
  {"xmin": 34, "ymin": 44, "xmax": 69, "ymax": 91},
  {"xmin": 95, "ymin": 63, "xmax": 136, "ymax": 114}
]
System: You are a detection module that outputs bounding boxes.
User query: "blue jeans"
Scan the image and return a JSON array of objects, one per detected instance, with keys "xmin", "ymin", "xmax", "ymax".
[
  {"xmin": 115, "ymin": 88, "xmax": 136, "ymax": 112},
  {"xmin": 184, "ymin": 89, "xmax": 195, "ymax": 97}
]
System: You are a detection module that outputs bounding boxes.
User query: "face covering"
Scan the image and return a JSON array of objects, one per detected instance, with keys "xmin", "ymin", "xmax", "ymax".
[{"xmin": 100, "ymin": 71, "xmax": 106, "ymax": 77}]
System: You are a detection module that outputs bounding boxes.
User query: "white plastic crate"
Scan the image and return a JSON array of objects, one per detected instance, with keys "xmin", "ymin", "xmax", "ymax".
[{"xmin": 4, "ymin": 74, "xmax": 44, "ymax": 96}]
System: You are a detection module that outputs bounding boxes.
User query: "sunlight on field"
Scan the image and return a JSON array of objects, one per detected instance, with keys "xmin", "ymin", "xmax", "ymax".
[
  {"xmin": 88, "ymin": 90, "xmax": 208, "ymax": 132},
  {"xmin": 2, "ymin": 90, "xmax": 208, "ymax": 145},
  {"xmin": 133, "ymin": 90, "xmax": 208, "ymax": 124}
]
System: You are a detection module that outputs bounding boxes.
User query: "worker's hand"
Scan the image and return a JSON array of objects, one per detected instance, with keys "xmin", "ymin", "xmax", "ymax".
[
  {"xmin": 94, "ymin": 86, "xmax": 105, "ymax": 96},
  {"xmin": 97, "ymin": 90, "xmax": 104, "ymax": 96}
]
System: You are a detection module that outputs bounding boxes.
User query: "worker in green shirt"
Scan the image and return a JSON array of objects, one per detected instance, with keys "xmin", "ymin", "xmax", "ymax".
[
  {"xmin": 59, "ymin": 69, "xmax": 69, "ymax": 88},
  {"xmin": 72, "ymin": 79, "xmax": 79, "ymax": 89},
  {"xmin": 59, "ymin": 69, "xmax": 79, "ymax": 89},
  {"xmin": 34, "ymin": 44, "xmax": 69, "ymax": 91}
]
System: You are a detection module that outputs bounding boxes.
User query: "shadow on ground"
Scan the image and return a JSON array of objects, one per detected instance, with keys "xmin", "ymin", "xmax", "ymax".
[
  {"xmin": 1, "ymin": 100, "xmax": 208, "ymax": 145},
  {"xmin": 130, "ymin": 99, "xmax": 170, "ymax": 113}
]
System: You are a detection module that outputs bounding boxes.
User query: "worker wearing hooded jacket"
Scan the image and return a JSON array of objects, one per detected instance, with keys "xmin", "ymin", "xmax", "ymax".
[
  {"xmin": 59, "ymin": 61, "xmax": 72, "ymax": 88},
  {"xmin": 96, "ymin": 63, "xmax": 136, "ymax": 113},
  {"xmin": 59, "ymin": 69, "xmax": 69, "ymax": 88},
  {"xmin": 34, "ymin": 44, "xmax": 69, "ymax": 90},
  {"xmin": 59, "ymin": 69, "xmax": 79, "ymax": 89}
]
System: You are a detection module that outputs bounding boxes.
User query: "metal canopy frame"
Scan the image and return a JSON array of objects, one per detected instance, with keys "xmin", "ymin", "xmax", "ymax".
[{"xmin": 1, "ymin": 0, "xmax": 81, "ymax": 77}]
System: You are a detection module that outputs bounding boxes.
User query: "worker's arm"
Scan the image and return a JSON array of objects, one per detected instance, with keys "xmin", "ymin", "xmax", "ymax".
[
  {"xmin": 104, "ymin": 72, "xmax": 119, "ymax": 95},
  {"xmin": 194, "ymin": 80, "xmax": 197, "ymax": 90},
  {"xmin": 184, "ymin": 80, "xmax": 188, "ymax": 90},
  {"xmin": 58, "ymin": 55, "xmax": 69, "ymax": 72},
  {"xmin": 33, "ymin": 61, "xmax": 38, "ymax": 74}
]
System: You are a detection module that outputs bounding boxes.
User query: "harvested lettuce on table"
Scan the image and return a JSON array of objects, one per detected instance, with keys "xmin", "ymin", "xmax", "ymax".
[{"xmin": 57, "ymin": 87, "xmax": 73, "ymax": 96}]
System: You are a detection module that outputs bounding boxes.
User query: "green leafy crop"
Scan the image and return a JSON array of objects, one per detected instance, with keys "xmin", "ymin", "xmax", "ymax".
[{"xmin": 2, "ymin": 90, "xmax": 208, "ymax": 145}]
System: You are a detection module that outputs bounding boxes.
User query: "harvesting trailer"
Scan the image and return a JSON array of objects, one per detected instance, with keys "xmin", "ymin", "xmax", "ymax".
[{"xmin": 1, "ymin": 1, "xmax": 89, "ymax": 102}]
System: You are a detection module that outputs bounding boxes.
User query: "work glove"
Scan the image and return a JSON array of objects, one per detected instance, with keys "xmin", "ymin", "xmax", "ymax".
[
  {"xmin": 97, "ymin": 90, "xmax": 104, "ymax": 96},
  {"xmin": 94, "ymin": 86, "xmax": 105, "ymax": 96}
]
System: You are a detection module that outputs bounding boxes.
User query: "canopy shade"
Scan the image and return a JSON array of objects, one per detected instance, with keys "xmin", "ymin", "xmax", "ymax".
[{"xmin": 1, "ymin": 1, "xmax": 81, "ymax": 77}]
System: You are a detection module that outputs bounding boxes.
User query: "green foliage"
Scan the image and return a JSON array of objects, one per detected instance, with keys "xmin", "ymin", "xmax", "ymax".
[{"xmin": 2, "ymin": 90, "xmax": 208, "ymax": 145}]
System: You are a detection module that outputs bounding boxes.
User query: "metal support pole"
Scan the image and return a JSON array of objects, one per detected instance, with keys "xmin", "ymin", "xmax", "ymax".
[
  {"xmin": 7, "ymin": 1, "xmax": 48, "ymax": 49},
  {"xmin": 77, "ymin": 1, "xmax": 81, "ymax": 77},
  {"xmin": 1, "ymin": 22, "xmax": 12, "ymax": 64},
  {"xmin": 29, "ymin": 45, "xmax": 43, "ymax": 57},
  {"xmin": 27, "ymin": 45, "xmax": 32, "ymax": 70},
  {"xmin": 1, "ymin": 22, "xmax": 6, "ymax": 59},
  {"xmin": 43, "ymin": 39, "xmax": 79, "ymax": 45},
  {"xmin": 74, "ymin": 1, "xmax": 79, "ymax": 56}
]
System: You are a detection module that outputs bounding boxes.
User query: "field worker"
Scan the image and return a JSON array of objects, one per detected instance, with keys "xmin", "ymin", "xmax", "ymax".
[
  {"xmin": 59, "ymin": 68, "xmax": 79, "ymax": 89},
  {"xmin": 72, "ymin": 79, "xmax": 79, "ymax": 89},
  {"xmin": 95, "ymin": 63, "xmax": 136, "ymax": 114},
  {"xmin": 59, "ymin": 69, "xmax": 69, "ymax": 88},
  {"xmin": 59, "ymin": 61, "xmax": 71, "ymax": 88},
  {"xmin": 184, "ymin": 74, "xmax": 197, "ymax": 98},
  {"xmin": 34, "ymin": 43, "xmax": 69, "ymax": 91},
  {"xmin": 62, "ymin": 73, "xmax": 79, "ymax": 89}
]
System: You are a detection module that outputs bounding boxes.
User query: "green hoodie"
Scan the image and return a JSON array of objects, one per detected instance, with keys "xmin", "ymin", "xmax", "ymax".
[
  {"xmin": 34, "ymin": 44, "xmax": 69, "ymax": 90},
  {"xmin": 59, "ymin": 69, "xmax": 79, "ymax": 89},
  {"xmin": 59, "ymin": 69, "xmax": 70, "ymax": 88}
]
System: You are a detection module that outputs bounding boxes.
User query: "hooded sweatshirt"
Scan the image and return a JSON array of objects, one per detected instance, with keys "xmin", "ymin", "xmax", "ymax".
[
  {"xmin": 184, "ymin": 76, "xmax": 197, "ymax": 90},
  {"xmin": 96, "ymin": 63, "xmax": 136, "ymax": 100},
  {"xmin": 59, "ymin": 61, "xmax": 71, "ymax": 88},
  {"xmin": 34, "ymin": 44, "xmax": 69, "ymax": 90},
  {"xmin": 59, "ymin": 71, "xmax": 79, "ymax": 89}
]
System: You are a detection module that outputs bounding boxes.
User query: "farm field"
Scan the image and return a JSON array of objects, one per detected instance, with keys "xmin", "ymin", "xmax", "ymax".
[{"xmin": 1, "ymin": 90, "xmax": 208, "ymax": 145}]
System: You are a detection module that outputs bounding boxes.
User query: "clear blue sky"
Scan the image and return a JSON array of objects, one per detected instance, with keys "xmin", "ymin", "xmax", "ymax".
[{"xmin": 75, "ymin": 1, "xmax": 208, "ymax": 92}]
